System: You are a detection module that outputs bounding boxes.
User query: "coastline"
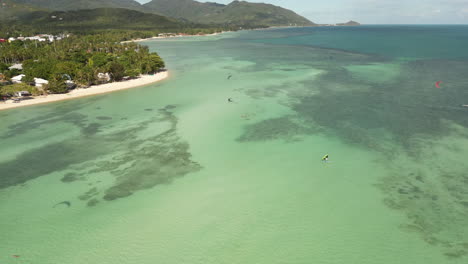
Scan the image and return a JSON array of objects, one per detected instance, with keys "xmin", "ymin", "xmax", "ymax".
[
  {"xmin": 122, "ymin": 25, "xmax": 349, "ymax": 43},
  {"xmin": 122, "ymin": 32, "xmax": 224, "ymax": 43},
  {"xmin": 123, "ymin": 24, "xmax": 359, "ymax": 43},
  {"xmin": 0, "ymin": 71, "xmax": 169, "ymax": 111}
]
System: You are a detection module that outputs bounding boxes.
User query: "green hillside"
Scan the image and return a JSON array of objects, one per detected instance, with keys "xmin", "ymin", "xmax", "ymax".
[
  {"xmin": 9, "ymin": 0, "xmax": 142, "ymax": 11},
  {"xmin": 3, "ymin": 0, "xmax": 315, "ymax": 28},
  {"xmin": 1, "ymin": 0, "xmax": 317, "ymax": 37},
  {"xmin": 15, "ymin": 8, "xmax": 197, "ymax": 32},
  {"xmin": 143, "ymin": 0, "xmax": 315, "ymax": 27},
  {"xmin": 0, "ymin": 0, "xmax": 47, "ymax": 20},
  {"xmin": 142, "ymin": 0, "xmax": 222, "ymax": 22},
  {"xmin": 1, "ymin": 7, "xmax": 234, "ymax": 39}
]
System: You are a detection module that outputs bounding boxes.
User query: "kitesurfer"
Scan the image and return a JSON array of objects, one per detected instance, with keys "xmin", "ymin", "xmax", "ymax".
[
  {"xmin": 322, "ymin": 154, "xmax": 329, "ymax": 162},
  {"xmin": 228, "ymin": 98, "xmax": 233, "ymax": 103},
  {"xmin": 53, "ymin": 201, "xmax": 71, "ymax": 208}
]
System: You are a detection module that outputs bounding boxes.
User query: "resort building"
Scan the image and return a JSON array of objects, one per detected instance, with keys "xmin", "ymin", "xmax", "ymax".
[
  {"xmin": 34, "ymin": 78, "xmax": 49, "ymax": 88},
  {"xmin": 7, "ymin": 34, "xmax": 68, "ymax": 43},
  {"xmin": 8, "ymin": 64, "xmax": 23, "ymax": 71},
  {"xmin": 14, "ymin": 91, "xmax": 32, "ymax": 97},
  {"xmin": 97, "ymin": 73, "xmax": 111, "ymax": 83},
  {"xmin": 11, "ymin": 74, "xmax": 25, "ymax": 83}
]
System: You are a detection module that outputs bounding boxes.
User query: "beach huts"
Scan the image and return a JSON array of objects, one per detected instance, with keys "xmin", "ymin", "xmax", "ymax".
[
  {"xmin": 6, "ymin": 34, "xmax": 68, "ymax": 43},
  {"xmin": 10, "ymin": 76, "xmax": 51, "ymax": 87},
  {"xmin": 11, "ymin": 74, "xmax": 25, "ymax": 83},
  {"xmin": 14, "ymin": 91, "xmax": 32, "ymax": 97},
  {"xmin": 97, "ymin": 72, "xmax": 111, "ymax": 83},
  {"xmin": 8, "ymin": 73, "xmax": 75, "ymax": 90},
  {"xmin": 34, "ymin": 78, "xmax": 49, "ymax": 87},
  {"xmin": 8, "ymin": 64, "xmax": 23, "ymax": 71}
]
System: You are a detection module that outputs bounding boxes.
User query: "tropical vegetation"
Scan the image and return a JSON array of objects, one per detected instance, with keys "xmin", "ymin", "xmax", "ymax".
[
  {"xmin": 0, "ymin": 33, "xmax": 165, "ymax": 95},
  {"xmin": 0, "ymin": 0, "xmax": 319, "ymax": 98}
]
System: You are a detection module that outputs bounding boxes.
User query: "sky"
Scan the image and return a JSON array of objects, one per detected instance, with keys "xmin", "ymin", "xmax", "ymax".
[{"xmin": 136, "ymin": 0, "xmax": 468, "ymax": 24}]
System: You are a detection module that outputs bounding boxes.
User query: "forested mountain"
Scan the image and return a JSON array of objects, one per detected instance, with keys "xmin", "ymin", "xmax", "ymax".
[
  {"xmin": 1, "ymin": 8, "xmax": 227, "ymax": 38},
  {"xmin": 0, "ymin": 0, "xmax": 47, "ymax": 20},
  {"xmin": 143, "ymin": 0, "xmax": 315, "ymax": 27},
  {"xmin": 2, "ymin": 0, "xmax": 315, "ymax": 28},
  {"xmin": 23, "ymin": 8, "xmax": 187, "ymax": 32},
  {"xmin": 7, "ymin": 0, "xmax": 142, "ymax": 11},
  {"xmin": 142, "ymin": 0, "xmax": 222, "ymax": 22},
  {"xmin": 1, "ymin": 0, "xmax": 318, "ymax": 37}
]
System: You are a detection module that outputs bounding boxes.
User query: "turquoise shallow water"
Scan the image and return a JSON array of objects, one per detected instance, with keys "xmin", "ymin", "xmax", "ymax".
[{"xmin": 1, "ymin": 26, "xmax": 468, "ymax": 263}]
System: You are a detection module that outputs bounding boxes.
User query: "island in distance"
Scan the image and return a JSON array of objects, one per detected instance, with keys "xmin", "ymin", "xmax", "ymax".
[{"xmin": 319, "ymin": 20, "xmax": 362, "ymax": 26}]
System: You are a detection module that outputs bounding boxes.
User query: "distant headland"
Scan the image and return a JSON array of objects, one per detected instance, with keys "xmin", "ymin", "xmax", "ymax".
[{"xmin": 319, "ymin": 21, "xmax": 362, "ymax": 27}]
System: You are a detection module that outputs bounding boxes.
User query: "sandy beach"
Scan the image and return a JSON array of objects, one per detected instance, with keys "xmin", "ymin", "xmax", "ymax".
[
  {"xmin": 0, "ymin": 71, "xmax": 168, "ymax": 111},
  {"xmin": 122, "ymin": 32, "xmax": 224, "ymax": 43}
]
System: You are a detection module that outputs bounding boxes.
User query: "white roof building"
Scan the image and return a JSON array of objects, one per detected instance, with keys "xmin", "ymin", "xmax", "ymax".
[
  {"xmin": 11, "ymin": 74, "xmax": 25, "ymax": 83},
  {"xmin": 15, "ymin": 91, "xmax": 32, "ymax": 97},
  {"xmin": 8, "ymin": 63, "xmax": 23, "ymax": 70},
  {"xmin": 34, "ymin": 78, "xmax": 49, "ymax": 87},
  {"xmin": 97, "ymin": 72, "xmax": 111, "ymax": 82}
]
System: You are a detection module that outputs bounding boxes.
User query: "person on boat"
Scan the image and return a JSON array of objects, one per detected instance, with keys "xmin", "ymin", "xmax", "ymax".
[{"xmin": 322, "ymin": 154, "xmax": 329, "ymax": 162}]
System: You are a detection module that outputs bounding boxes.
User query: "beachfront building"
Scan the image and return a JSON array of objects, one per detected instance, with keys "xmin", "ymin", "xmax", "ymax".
[
  {"xmin": 97, "ymin": 73, "xmax": 111, "ymax": 83},
  {"xmin": 7, "ymin": 34, "xmax": 68, "ymax": 43},
  {"xmin": 8, "ymin": 64, "xmax": 22, "ymax": 71},
  {"xmin": 34, "ymin": 78, "xmax": 49, "ymax": 88},
  {"xmin": 14, "ymin": 91, "xmax": 32, "ymax": 97},
  {"xmin": 21, "ymin": 35, "xmax": 53, "ymax": 42},
  {"xmin": 11, "ymin": 74, "xmax": 25, "ymax": 83}
]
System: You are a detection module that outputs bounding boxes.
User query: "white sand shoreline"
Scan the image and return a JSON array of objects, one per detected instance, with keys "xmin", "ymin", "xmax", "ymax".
[
  {"xmin": 122, "ymin": 32, "xmax": 224, "ymax": 43},
  {"xmin": 0, "ymin": 71, "xmax": 169, "ymax": 111}
]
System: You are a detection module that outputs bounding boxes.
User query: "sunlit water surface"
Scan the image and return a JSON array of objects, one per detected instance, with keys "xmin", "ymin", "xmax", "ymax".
[{"xmin": 1, "ymin": 26, "xmax": 468, "ymax": 263}]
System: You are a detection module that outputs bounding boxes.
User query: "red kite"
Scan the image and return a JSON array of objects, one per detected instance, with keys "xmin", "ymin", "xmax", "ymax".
[{"xmin": 435, "ymin": 81, "xmax": 442, "ymax": 88}]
